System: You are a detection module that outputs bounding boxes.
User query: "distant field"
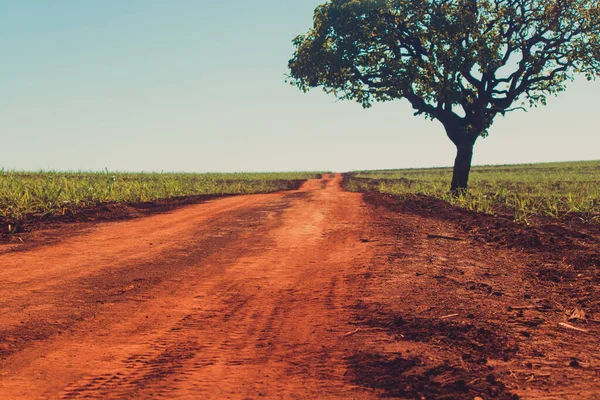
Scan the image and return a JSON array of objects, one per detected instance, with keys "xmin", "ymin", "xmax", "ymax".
[
  {"xmin": 0, "ymin": 171, "xmax": 322, "ymax": 228},
  {"xmin": 345, "ymin": 161, "xmax": 600, "ymax": 223}
]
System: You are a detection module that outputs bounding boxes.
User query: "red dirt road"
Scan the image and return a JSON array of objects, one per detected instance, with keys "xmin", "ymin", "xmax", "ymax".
[
  {"xmin": 0, "ymin": 175, "xmax": 377, "ymax": 399},
  {"xmin": 1, "ymin": 174, "xmax": 599, "ymax": 399}
]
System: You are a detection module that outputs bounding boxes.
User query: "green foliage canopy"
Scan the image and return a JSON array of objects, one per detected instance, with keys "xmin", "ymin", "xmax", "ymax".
[{"xmin": 288, "ymin": 0, "xmax": 600, "ymax": 143}]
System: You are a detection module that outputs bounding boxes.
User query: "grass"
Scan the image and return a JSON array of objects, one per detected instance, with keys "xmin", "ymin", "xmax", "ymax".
[
  {"xmin": 0, "ymin": 170, "xmax": 322, "ymax": 226},
  {"xmin": 345, "ymin": 161, "xmax": 600, "ymax": 224}
]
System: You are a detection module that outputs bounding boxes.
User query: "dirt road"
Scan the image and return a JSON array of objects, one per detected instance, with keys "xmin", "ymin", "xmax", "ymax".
[
  {"xmin": 0, "ymin": 175, "xmax": 378, "ymax": 399},
  {"xmin": 1, "ymin": 174, "xmax": 599, "ymax": 399}
]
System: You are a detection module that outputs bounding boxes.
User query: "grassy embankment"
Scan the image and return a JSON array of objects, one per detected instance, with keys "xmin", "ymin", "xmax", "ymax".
[
  {"xmin": 0, "ymin": 170, "xmax": 322, "ymax": 230},
  {"xmin": 345, "ymin": 161, "xmax": 600, "ymax": 223}
]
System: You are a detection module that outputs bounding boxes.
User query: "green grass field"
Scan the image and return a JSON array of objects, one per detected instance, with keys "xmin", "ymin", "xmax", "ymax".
[
  {"xmin": 0, "ymin": 170, "xmax": 322, "ymax": 225},
  {"xmin": 345, "ymin": 161, "xmax": 600, "ymax": 223}
]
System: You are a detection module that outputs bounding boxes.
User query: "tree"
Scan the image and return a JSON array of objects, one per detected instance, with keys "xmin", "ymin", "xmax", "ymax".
[{"xmin": 288, "ymin": 0, "xmax": 600, "ymax": 192}]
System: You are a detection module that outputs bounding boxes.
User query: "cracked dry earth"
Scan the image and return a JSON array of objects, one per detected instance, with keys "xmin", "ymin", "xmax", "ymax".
[{"xmin": 0, "ymin": 174, "xmax": 599, "ymax": 399}]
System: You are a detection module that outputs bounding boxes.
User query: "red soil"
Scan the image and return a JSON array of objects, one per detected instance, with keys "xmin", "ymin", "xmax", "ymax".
[{"xmin": 0, "ymin": 174, "xmax": 598, "ymax": 399}]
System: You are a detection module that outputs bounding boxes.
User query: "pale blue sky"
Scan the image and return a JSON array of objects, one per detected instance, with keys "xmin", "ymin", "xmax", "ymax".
[{"xmin": 1, "ymin": 1, "xmax": 599, "ymax": 172}]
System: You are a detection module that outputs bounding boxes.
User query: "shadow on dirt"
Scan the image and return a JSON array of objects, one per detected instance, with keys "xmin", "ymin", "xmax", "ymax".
[
  {"xmin": 348, "ymin": 352, "xmax": 517, "ymax": 400},
  {"xmin": 347, "ymin": 302, "xmax": 520, "ymax": 399}
]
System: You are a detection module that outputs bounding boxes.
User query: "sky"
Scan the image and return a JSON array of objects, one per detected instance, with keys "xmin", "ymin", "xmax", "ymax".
[{"xmin": 1, "ymin": 1, "xmax": 599, "ymax": 173}]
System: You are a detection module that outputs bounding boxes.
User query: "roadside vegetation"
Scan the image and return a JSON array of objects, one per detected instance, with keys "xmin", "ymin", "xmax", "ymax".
[
  {"xmin": 0, "ymin": 170, "xmax": 321, "ymax": 229},
  {"xmin": 345, "ymin": 161, "xmax": 600, "ymax": 224}
]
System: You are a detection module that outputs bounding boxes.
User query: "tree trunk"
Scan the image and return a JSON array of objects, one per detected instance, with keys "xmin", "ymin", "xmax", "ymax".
[{"xmin": 450, "ymin": 141, "xmax": 475, "ymax": 193}]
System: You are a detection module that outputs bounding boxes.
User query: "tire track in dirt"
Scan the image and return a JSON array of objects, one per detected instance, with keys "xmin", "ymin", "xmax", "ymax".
[{"xmin": 0, "ymin": 191, "xmax": 302, "ymax": 362}]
